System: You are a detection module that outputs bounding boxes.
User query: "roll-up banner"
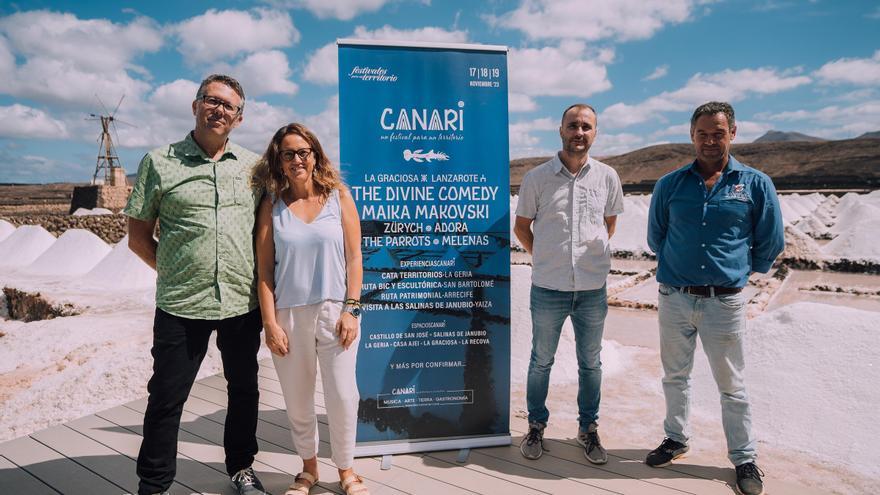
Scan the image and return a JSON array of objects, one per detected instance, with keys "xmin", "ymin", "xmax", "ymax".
[{"xmin": 338, "ymin": 39, "xmax": 511, "ymax": 457}]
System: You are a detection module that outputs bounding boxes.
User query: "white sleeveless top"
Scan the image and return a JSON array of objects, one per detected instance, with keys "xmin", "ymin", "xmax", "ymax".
[{"xmin": 273, "ymin": 189, "xmax": 347, "ymax": 308}]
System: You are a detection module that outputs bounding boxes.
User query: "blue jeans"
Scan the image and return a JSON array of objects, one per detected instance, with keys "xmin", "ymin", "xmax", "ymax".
[
  {"xmin": 657, "ymin": 283, "xmax": 757, "ymax": 466},
  {"xmin": 526, "ymin": 284, "xmax": 607, "ymax": 430}
]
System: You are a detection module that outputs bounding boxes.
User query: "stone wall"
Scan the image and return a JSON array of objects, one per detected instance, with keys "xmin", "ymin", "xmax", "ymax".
[{"xmin": 2, "ymin": 213, "xmax": 127, "ymax": 244}]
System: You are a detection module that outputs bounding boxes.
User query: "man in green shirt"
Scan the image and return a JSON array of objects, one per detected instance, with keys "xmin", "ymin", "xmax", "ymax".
[{"xmin": 125, "ymin": 74, "xmax": 270, "ymax": 495}]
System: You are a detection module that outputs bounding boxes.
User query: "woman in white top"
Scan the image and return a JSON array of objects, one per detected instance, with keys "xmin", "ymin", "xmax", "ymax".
[{"xmin": 253, "ymin": 123, "xmax": 368, "ymax": 495}]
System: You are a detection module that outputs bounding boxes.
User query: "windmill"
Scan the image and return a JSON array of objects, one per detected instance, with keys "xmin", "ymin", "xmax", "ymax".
[{"xmin": 87, "ymin": 95, "xmax": 133, "ymax": 186}]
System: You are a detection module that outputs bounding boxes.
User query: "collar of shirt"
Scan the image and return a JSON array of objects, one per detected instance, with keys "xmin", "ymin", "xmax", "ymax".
[
  {"xmin": 552, "ymin": 152, "xmax": 592, "ymax": 179},
  {"xmin": 686, "ymin": 153, "xmax": 746, "ymax": 180},
  {"xmin": 172, "ymin": 132, "xmax": 242, "ymax": 162}
]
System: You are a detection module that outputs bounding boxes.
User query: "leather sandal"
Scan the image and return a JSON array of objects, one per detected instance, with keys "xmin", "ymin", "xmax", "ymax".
[
  {"xmin": 340, "ymin": 474, "xmax": 370, "ymax": 495},
  {"xmin": 285, "ymin": 471, "xmax": 318, "ymax": 495}
]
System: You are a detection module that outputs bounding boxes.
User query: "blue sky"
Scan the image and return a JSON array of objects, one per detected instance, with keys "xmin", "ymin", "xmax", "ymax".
[{"xmin": 1, "ymin": 0, "xmax": 878, "ymax": 183}]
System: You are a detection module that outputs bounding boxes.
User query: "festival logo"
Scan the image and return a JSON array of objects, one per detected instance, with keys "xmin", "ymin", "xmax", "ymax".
[{"xmin": 403, "ymin": 149, "xmax": 450, "ymax": 163}]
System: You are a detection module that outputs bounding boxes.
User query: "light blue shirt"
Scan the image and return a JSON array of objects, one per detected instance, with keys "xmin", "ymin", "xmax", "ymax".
[
  {"xmin": 273, "ymin": 189, "xmax": 347, "ymax": 308},
  {"xmin": 647, "ymin": 155, "xmax": 785, "ymax": 288}
]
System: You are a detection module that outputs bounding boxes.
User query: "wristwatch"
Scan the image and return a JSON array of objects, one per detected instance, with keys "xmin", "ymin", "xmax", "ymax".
[{"xmin": 344, "ymin": 303, "xmax": 362, "ymax": 318}]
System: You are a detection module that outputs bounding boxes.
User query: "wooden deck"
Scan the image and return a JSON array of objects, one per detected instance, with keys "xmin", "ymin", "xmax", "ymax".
[{"xmin": 0, "ymin": 358, "xmax": 820, "ymax": 495}]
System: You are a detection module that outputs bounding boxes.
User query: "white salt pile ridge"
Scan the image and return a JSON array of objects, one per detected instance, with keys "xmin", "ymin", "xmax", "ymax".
[
  {"xmin": 828, "ymin": 201, "xmax": 880, "ymax": 236},
  {"xmin": 509, "ymin": 194, "xmax": 522, "ymax": 250},
  {"xmin": 690, "ymin": 302, "xmax": 880, "ymax": 482},
  {"xmin": 0, "ymin": 219, "xmax": 15, "ymax": 243},
  {"xmin": 72, "ymin": 207, "xmax": 114, "ymax": 216},
  {"xmin": 823, "ymin": 218, "xmax": 880, "ymax": 260},
  {"xmin": 781, "ymin": 224, "xmax": 822, "ymax": 260},
  {"xmin": 792, "ymin": 214, "xmax": 828, "ymax": 238},
  {"xmin": 22, "ymin": 229, "xmax": 112, "ymax": 277},
  {"xmin": 779, "ymin": 193, "xmax": 813, "ymax": 224},
  {"xmin": 0, "ymin": 225, "xmax": 56, "ymax": 269},
  {"xmin": 612, "ymin": 195, "xmax": 651, "ymax": 254},
  {"xmin": 79, "ymin": 234, "xmax": 156, "ymax": 289}
]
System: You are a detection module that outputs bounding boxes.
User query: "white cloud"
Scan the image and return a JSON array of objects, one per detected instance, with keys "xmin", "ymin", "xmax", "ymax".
[
  {"xmin": 304, "ymin": 95, "xmax": 342, "ymax": 165},
  {"xmin": 488, "ymin": 0, "xmax": 705, "ymax": 42},
  {"xmin": 592, "ymin": 132, "xmax": 655, "ymax": 157},
  {"xmin": 509, "ymin": 40, "xmax": 612, "ymax": 97},
  {"xmin": 0, "ymin": 104, "xmax": 69, "ymax": 139},
  {"xmin": 509, "ymin": 117, "xmax": 557, "ymax": 158},
  {"xmin": 0, "ymin": 11, "xmax": 161, "ymax": 107},
  {"xmin": 643, "ymin": 64, "xmax": 669, "ymax": 81},
  {"xmin": 284, "ymin": 0, "xmax": 393, "ymax": 21},
  {"xmin": 814, "ymin": 50, "xmax": 880, "ymax": 86},
  {"xmin": 303, "ymin": 25, "xmax": 468, "ymax": 85},
  {"xmin": 171, "ymin": 9, "xmax": 299, "ymax": 65},
  {"xmin": 755, "ymin": 101, "xmax": 880, "ymax": 139},
  {"xmin": 303, "ymin": 43, "xmax": 339, "ymax": 85},
  {"xmin": 601, "ymin": 67, "xmax": 811, "ymax": 129},
  {"xmin": 211, "ymin": 50, "xmax": 299, "ymax": 96},
  {"xmin": 509, "ymin": 93, "xmax": 538, "ymax": 112},
  {"xmin": 0, "ymin": 11, "xmax": 162, "ymax": 73}
]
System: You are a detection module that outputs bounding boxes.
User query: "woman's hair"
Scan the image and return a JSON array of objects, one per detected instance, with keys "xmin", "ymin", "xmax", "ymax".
[{"xmin": 252, "ymin": 122, "xmax": 342, "ymax": 199}]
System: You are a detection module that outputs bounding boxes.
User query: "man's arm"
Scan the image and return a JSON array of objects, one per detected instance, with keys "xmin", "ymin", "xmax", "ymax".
[
  {"xmin": 604, "ymin": 215, "xmax": 618, "ymax": 239},
  {"xmin": 514, "ymin": 215, "xmax": 535, "ymax": 255},
  {"xmin": 646, "ymin": 180, "xmax": 668, "ymax": 255},
  {"xmin": 128, "ymin": 217, "xmax": 158, "ymax": 270},
  {"xmin": 750, "ymin": 177, "xmax": 785, "ymax": 273}
]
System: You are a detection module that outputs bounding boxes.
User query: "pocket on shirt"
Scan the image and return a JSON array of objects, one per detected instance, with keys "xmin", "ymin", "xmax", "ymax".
[{"xmin": 233, "ymin": 176, "xmax": 251, "ymax": 206}]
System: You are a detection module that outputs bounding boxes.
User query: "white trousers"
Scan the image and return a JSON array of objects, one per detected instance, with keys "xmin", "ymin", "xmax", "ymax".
[{"xmin": 272, "ymin": 301, "xmax": 360, "ymax": 469}]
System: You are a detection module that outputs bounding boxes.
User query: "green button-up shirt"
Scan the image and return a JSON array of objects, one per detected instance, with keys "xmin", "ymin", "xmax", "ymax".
[{"xmin": 124, "ymin": 132, "xmax": 262, "ymax": 320}]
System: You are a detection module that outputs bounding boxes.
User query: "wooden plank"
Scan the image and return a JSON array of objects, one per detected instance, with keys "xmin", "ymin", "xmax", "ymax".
[
  {"xmin": 185, "ymin": 382, "xmax": 469, "ymax": 495},
  {"xmin": 63, "ymin": 414, "xmax": 192, "ymax": 495},
  {"xmin": 0, "ymin": 436, "xmax": 122, "ymax": 494},
  {"xmin": 0, "ymin": 455, "xmax": 58, "ymax": 495},
  {"xmin": 30, "ymin": 424, "xmax": 144, "ymax": 494},
  {"xmin": 95, "ymin": 405, "xmax": 247, "ymax": 494}
]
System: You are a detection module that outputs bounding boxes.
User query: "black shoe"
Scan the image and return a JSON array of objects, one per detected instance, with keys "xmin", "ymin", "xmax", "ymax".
[
  {"xmin": 735, "ymin": 462, "xmax": 765, "ymax": 495},
  {"xmin": 519, "ymin": 422, "xmax": 546, "ymax": 460},
  {"xmin": 645, "ymin": 438, "xmax": 689, "ymax": 467},
  {"xmin": 576, "ymin": 423, "xmax": 608, "ymax": 464},
  {"xmin": 231, "ymin": 466, "xmax": 271, "ymax": 495}
]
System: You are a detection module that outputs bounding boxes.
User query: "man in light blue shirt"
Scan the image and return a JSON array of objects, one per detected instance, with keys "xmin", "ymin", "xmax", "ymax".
[
  {"xmin": 514, "ymin": 103, "xmax": 624, "ymax": 465},
  {"xmin": 645, "ymin": 101, "xmax": 784, "ymax": 495}
]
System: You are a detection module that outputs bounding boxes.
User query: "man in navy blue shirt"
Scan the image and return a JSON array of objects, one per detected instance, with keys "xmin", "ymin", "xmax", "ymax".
[{"xmin": 645, "ymin": 101, "xmax": 784, "ymax": 495}]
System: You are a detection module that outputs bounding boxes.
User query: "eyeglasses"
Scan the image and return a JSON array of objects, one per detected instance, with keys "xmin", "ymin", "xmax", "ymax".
[
  {"xmin": 198, "ymin": 95, "xmax": 241, "ymax": 114},
  {"xmin": 280, "ymin": 148, "xmax": 313, "ymax": 162}
]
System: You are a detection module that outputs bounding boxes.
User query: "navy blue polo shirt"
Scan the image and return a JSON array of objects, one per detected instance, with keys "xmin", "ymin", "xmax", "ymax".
[{"xmin": 647, "ymin": 155, "xmax": 785, "ymax": 288}]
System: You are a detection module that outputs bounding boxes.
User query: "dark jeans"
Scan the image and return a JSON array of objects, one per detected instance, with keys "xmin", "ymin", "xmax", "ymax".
[{"xmin": 137, "ymin": 308, "xmax": 262, "ymax": 495}]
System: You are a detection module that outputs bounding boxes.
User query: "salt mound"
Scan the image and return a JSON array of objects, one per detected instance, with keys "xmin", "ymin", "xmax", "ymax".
[
  {"xmin": 72, "ymin": 207, "xmax": 114, "ymax": 216},
  {"xmin": 0, "ymin": 225, "xmax": 56, "ymax": 268},
  {"xmin": 23, "ymin": 229, "xmax": 112, "ymax": 277},
  {"xmin": 691, "ymin": 302, "xmax": 880, "ymax": 480},
  {"xmin": 823, "ymin": 218, "xmax": 880, "ymax": 260},
  {"xmin": 829, "ymin": 202, "xmax": 880, "ymax": 235},
  {"xmin": 781, "ymin": 224, "xmax": 822, "ymax": 259},
  {"xmin": 0, "ymin": 219, "xmax": 15, "ymax": 242},
  {"xmin": 80, "ymin": 235, "xmax": 156, "ymax": 289},
  {"xmin": 612, "ymin": 206, "xmax": 650, "ymax": 254}
]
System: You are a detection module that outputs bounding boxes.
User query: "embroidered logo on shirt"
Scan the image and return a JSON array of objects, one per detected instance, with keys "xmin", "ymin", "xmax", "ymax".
[{"xmin": 724, "ymin": 183, "xmax": 750, "ymax": 202}]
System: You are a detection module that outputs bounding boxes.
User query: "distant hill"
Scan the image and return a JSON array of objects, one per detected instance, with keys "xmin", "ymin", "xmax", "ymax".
[
  {"xmin": 511, "ymin": 137, "xmax": 880, "ymax": 193},
  {"xmin": 753, "ymin": 130, "xmax": 826, "ymax": 143},
  {"xmin": 857, "ymin": 131, "xmax": 880, "ymax": 140}
]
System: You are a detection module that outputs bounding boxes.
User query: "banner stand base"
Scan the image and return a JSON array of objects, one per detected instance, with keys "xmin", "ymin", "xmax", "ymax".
[
  {"xmin": 456, "ymin": 448, "xmax": 471, "ymax": 464},
  {"xmin": 380, "ymin": 455, "xmax": 393, "ymax": 471},
  {"xmin": 355, "ymin": 434, "xmax": 511, "ymax": 458}
]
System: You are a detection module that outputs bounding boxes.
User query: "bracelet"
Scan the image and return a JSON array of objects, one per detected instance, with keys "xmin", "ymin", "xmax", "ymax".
[{"xmin": 344, "ymin": 298, "xmax": 361, "ymax": 306}]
